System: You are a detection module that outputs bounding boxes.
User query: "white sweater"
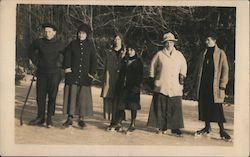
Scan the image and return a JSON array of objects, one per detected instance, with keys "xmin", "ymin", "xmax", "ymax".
[{"xmin": 150, "ymin": 47, "xmax": 187, "ymax": 97}]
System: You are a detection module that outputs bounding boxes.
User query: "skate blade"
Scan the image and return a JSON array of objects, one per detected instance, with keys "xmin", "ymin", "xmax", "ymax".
[
  {"xmin": 221, "ymin": 137, "xmax": 233, "ymax": 142},
  {"xmin": 194, "ymin": 132, "xmax": 210, "ymax": 137}
]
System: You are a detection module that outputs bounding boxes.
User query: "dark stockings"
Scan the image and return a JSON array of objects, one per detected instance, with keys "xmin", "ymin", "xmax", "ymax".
[
  {"xmin": 218, "ymin": 122, "xmax": 224, "ymax": 131},
  {"xmin": 130, "ymin": 110, "xmax": 137, "ymax": 127},
  {"xmin": 205, "ymin": 121, "xmax": 211, "ymax": 130}
]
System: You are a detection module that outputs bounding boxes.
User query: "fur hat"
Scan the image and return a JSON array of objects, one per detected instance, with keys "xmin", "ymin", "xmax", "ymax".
[{"xmin": 77, "ymin": 23, "xmax": 91, "ymax": 35}]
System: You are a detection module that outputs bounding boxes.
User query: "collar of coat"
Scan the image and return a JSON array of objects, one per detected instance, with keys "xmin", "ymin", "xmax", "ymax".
[
  {"xmin": 162, "ymin": 47, "xmax": 176, "ymax": 57},
  {"xmin": 203, "ymin": 44, "xmax": 221, "ymax": 66}
]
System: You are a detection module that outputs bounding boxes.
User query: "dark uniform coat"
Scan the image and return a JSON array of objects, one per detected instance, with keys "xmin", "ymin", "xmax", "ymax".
[
  {"xmin": 29, "ymin": 38, "xmax": 64, "ymax": 74},
  {"xmin": 28, "ymin": 37, "xmax": 64, "ymax": 118},
  {"xmin": 62, "ymin": 39, "xmax": 97, "ymax": 116},
  {"xmin": 63, "ymin": 39, "xmax": 97, "ymax": 86}
]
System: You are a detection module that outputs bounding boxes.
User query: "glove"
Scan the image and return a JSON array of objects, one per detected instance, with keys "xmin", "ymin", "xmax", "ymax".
[
  {"xmin": 179, "ymin": 74, "xmax": 185, "ymax": 85},
  {"xmin": 132, "ymin": 87, "xmax": 140, "ymax": 94},
  {"xmin": 147, "ymin": 77, "xmax": 155, "ymax": 90}
]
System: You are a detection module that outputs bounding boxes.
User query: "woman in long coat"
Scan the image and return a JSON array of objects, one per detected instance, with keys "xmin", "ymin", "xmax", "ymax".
[
  {"xmin": 194, "ymin": 32, "xmax": 231, "ymax": 141},
  {"xmin": 147, "ymin": 32, "xmax": 187, "ymax": 136},
  {"xmin": 62, "ymin": 23, "xmax": 97, "ymax": 128},
  {"xmin": 101, "ymin": 34, "xmax": 125, "ymax": 122},
  {"xmin": 110, "ymin": 41, "xmax": 144, "ymax": 132}
]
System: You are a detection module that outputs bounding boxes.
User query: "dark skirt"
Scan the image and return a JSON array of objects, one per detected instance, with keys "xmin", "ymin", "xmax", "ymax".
[
  {"xmin": 63, "ymin": 84, "xmax": 93, "ymax": 117},
  {"xmin": 198, "ymin": 88, "xmax": 226, "ymax": 123},
  {"xmin": 117, "ymin": 88, "xmax": 141, "ymax": 111},
  {"xmin": 147, "ymin": 93, "xmax": 184, "ymax": 129}
]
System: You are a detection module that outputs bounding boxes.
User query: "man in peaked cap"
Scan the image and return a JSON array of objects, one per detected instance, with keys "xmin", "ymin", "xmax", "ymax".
[
  {"xmin": 42, "ymin": 23, "xmax": 58, "ymax": 31},
  {"xmin": 28, "ymin": 23, "xmax": 65, "ymax": 128}
]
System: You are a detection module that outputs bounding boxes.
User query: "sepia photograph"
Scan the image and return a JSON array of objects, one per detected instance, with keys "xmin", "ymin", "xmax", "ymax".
[{"xmin": 0, "ymin": 0, "xmax": 249, "ymax": 156}]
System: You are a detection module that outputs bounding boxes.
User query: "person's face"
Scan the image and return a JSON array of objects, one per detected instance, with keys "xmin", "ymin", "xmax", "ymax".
[
  {"xmin": 164, "ymin": 40, "xmax": 175, "ymax": 50},
  {"xmin": 44, "ymin": 27, "xmax": 56, "ymax": 40},
  {"xmin": 127, "ymin": 48, "xmax": 135, "ymax": 57},
  {"xmin": 78, "ymin": 31, "xmax": 87, "ymax": 41},
  {"xmin": 206, "ymin": 37, "xmax": 216, "ymax": 47},
  {"xmin": 114, "ymin": 35, "xmax": 122, "ymax": 47}
]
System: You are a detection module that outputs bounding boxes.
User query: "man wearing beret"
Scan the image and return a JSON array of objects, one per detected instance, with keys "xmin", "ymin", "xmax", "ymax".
[{"xmin": 28, "ymin": 23, "xmax": 65, "ymax": 128}]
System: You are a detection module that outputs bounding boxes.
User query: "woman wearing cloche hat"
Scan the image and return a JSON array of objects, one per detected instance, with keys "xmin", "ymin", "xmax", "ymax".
[
  {"xmin": 62, "ymin": 23, "xmax": 97, "ymax": 129},
  {"xmin": 147, "ymin": 32, "xmax": 187, "ymax": 136}
]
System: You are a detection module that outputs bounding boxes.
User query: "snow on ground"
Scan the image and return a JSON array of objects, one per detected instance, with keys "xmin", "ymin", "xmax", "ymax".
[{"xmin": 15, "ymin": 75, "xmax": 234, "ymax": 146}]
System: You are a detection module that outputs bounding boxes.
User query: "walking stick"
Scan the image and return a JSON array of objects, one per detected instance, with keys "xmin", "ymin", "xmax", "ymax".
[{"xmin": 20, "ymin": 74, "xmax": 36, "ymax": 126}]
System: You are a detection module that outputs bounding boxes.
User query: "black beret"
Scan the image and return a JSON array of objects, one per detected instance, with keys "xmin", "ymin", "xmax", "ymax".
[
  {"xmin": 77, "ymin": 23, "xmax": 91, "ymax": 34},
  {"xmin": 42, "ymin": 23, "xmax": 58, "ymax": 31},
  {"xmin": 125, "ymin": 40, "xmax": 138, "ymax": 51}
]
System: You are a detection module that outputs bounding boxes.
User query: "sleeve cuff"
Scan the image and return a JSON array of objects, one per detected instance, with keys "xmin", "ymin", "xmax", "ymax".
[
  {"xmin": 219, "ymin": 87, "xmax": 226, "ymax": 90},
  {"xmin": 65, "ymin": 68, "xmax": 72, "ymax": 73}
]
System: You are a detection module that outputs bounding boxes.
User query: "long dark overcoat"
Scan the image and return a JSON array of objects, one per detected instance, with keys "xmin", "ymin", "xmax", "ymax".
[
  {"xmin": 100, "ymin": 48, "xmax": 125, "ymax": 99},
  {"xmin": 115, "ymin": 55, "xmax": 144, "ymax": 110},
  {"xmin": 62, "ymin": 39, "xmax": 97, "ymax": 116}
]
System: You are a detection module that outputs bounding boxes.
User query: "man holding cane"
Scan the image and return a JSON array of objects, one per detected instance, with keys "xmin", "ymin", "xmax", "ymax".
[{"xmin": 28, "ymin": 23, "xmax": 64, "ymax": 128}]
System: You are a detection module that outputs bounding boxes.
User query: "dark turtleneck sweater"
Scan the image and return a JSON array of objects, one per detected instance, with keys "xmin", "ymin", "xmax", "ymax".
[
  {"xmin": 29, "ymin": 37, "xmax": 65, "ymax": 74},
  {"xmin": 200, "ymin": 46, "xmax": 215, "ymax": 90}
]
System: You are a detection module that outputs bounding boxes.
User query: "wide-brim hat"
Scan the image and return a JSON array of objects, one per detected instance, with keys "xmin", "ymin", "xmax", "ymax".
[
  {"xmin": 162, "ymin": 32, "xmax": 178, "ymax": 42},
  {"xmin": 77, "ymin": 23, "xmax": 92, "ymax": 34},
  {"xmin": 42, "ymin": 23, "xmax": 58, "ymax": 31}
]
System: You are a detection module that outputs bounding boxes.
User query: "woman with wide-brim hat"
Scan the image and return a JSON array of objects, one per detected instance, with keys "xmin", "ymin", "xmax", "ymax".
[
  {"xmin": 147, "ymin": 32, "xmax": 187, "ymax": 136},
  {"xmin": 62, "ymin": 23, "xmax": 97, "ymax": 128}
]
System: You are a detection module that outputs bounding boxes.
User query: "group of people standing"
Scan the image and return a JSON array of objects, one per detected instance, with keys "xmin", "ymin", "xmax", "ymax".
[{"xmin": 27, "ymin": 22, "xmax": 231, "ymax": 141}]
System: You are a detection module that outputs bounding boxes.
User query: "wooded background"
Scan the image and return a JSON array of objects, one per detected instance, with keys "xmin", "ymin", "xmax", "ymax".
[{"xmin": 15, "ymin": 4, "xmax": 235, "ymax": 102}]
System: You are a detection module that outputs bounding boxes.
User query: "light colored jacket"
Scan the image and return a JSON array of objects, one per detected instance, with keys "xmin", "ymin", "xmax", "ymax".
[
  {"xmin": 150, "ymin": 47, "xmax": 187, "ymax": 97},
  {"xmin": 196, "ymin": 45, "xmax": 229, "ymax": 103}
]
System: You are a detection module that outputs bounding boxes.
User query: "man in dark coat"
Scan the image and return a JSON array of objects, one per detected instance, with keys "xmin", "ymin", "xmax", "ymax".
[{"xmin": 28, "ymin": 23, "xmax": 65, "ymax": 128}]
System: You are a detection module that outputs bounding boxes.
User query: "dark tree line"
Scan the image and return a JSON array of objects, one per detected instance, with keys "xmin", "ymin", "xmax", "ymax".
[{"xmin": 16, "ymin": 4, "xmax": 235, "ymax": 103}]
